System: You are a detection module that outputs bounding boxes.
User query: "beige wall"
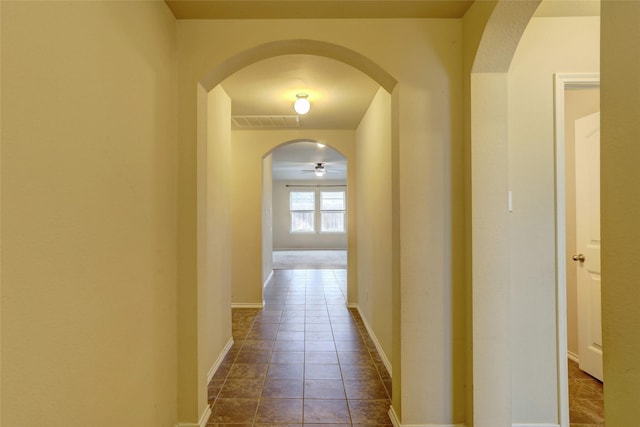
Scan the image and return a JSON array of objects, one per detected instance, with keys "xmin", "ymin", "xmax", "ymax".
[
  {"xmin": 231, "ymin": 130, "xmax": 356, "ymax": 305},
  {"xmin": 1, "ymin": 1, "xmax": 178, "ymax": 426},
  {"xmin": 601, "ymin": 1, "xmax": 640, "ymax": 424},
  {"xmin": 262, "ymin": 154, "xmax": 274, "ymax": 285},
  {"xmin": 462, "ymin": 4, "xmax": 498, "ymax": 425},
  {"xmin": 272, "ymin": 179, "xmax": 348, "ymax": 250},
  {"xmin": 195, "ymin": 85, "xmax": 233, "ymax": 420},
  {"xmin": 564, "ymin": 87, "xmax": 600, "ymax": 359},
  {"xmin": 508, "ymin": 15, "xmax": 599, "ymax": 422},
  {"xmin": 355, "ymin": 87, "xmax": 393, "ymax": 370}
]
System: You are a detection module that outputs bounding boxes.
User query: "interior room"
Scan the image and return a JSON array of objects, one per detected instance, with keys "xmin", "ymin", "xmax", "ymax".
[{"xmin": 4, "ymin": 1, "xmax": 638, "ymax": 427}]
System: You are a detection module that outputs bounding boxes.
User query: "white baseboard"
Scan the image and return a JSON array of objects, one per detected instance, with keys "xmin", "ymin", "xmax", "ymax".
[
  {"xmin": 353, "ymin": 304, "xmax": 392, "ymax": 377},
  {"xmin": 178, "ymin": 339, "xmax": 233, "ymax": 427},
  {"xmin": 176, "ymin": 405, "xmax": 212, "ymax": 427},
  {"xmin": 263, "ymin": 270, "xmax": 274, "ymax": 289},
  {"xmin": 568, "ymin": 351, "xmax": 579, "ymax": 363},
  {"xmin": 207, "ymin": 337, "xmax": 234, "ymax": 384},
  {"xmin": 231, "ymin": 302, "xmax": 264, "ymax": 309},
  {"xmin": 389, "ymin": 406, "xmax": 465, "ymax": 427},
  {"xmin": 389, "ymin": 406, "xmax": 401, "ymax": 427}
]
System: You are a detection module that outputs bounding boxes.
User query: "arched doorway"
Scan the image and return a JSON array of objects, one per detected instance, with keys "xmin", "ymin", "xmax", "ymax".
[
  {"xmin": 181, "ymin": 38, "xmax": 401, "ymax": 425},
  {"xmin": 266, "ymin": 140, "xmax": 348, "ymax": 288},
  {"xmin": 469, "ymin": 1, "xmax": 602, "ymax": 426}
]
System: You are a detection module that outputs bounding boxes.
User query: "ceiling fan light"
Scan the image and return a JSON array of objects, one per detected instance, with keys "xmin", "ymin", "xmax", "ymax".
[
  {"xmin": 315, "ymin": 169, "xmax": 325, "ymax": 177},
  {"xmin": 294, "ymin": 94, "xmax": 310, "ymax": 115}
]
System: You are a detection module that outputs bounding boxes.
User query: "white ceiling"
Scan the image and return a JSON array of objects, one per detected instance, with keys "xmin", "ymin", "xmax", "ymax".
[
  {"xmin": 221, "ymin": 54, "xmax": 372, "ymax": 181},
  {"xmin": 221, "ymin": 54, "xmax": 380, "ymax": 130},
  {"xmin": 270, "ymin": 141, "xmax": 347, "ymax": 181}
]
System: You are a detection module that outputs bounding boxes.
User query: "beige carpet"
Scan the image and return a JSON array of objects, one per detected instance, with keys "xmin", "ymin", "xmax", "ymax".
[{"xmin": 272, "ymin": 250, "xmax": 347, "ymax": 269}]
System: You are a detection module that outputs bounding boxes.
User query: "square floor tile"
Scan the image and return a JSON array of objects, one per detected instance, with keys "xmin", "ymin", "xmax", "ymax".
[
  {"xmin": 305, "ymin": 331, "xmax": 335, "ymax": 341},
  {"xmin": 207, "ymin": 379, "xmax": 224, "ymax": 402},
  {"xmin": 332, "ymin": 330, "xmax": 361, "ymax": 340},
  {"xmin": 306, "ymin": 316, "xmax": 330, "ymax": 324},
  {"xmin": 219, "ymin": 379, "xmax": 264, "ymax": 398},
  {"xmin": 305, "ymin": 351, "xmax": 339, "ymax": 364},
  {"xmin": 305, "ymin": 323, "xmax": 333, "ymax": 332},
  {"xmin": 267, "ymin": 363, "xmax": 304, "ymax": 379},
  {"xmin": 337, "ymin": 351, "xmax": 372, "ymax": 364},
  {"xmin": 262, "ymin": 378, "xmax": 303, "ymax": 398},
  {"xmin": 341, "ymin": 363, "xmax": 380, "ymax": 380},
  {"xmin": 348, "ymin": 399, "xmax": 392, "ymax": 424},
  {"xmin": 304, "ymin": 399, "xmax": 351, "ymax": 423},
  {"xmin": 247, "ymin": 328, "xmax": 278, "ymax": 340},
  {"xmin": 344, "ymin": 379, "xmax": 389, "ymax": 399},
  {"xmin": 274, "ymin": 340, "xmax": 305, "ymax": 352},
  {"xmin": 209, "ymin": 398, "xmax": 258, "ymax": 424},
  {"xmin": 305, "ymin": 364, "xmax": 343, "ymax": 380},
  {"xmin": 305, "ymin": 340, "xmax": 336, "ymax": 352},
  {"xmin": 278, "ymin": 323, "xmax": 305, "ymax": 332},
  {"xmin": 235, "ymin": 351, "xmax": 272, "ymax": 364},
  {"xmin": 330, "ymin": 316, "xmax": 355, "ymax": 324},
  {"xmin": 335, "ymin": 339, "xmax": 366, "ymax": 352},
  {"xmin": 270, "ymin": 351, "xmax": 304, "ymax": 364},
  {"xmin": 280, "ymin": 315, "xmax": 304, "ymax": 325},
  {"xmin": 255, "ymin": 398, "xmax": 303, "ymax": 423},
  {"xmin": 304, "ymin": 379, "xmax": 346, "ymax": 399},
  {"xmin": 277, "ymin": 331, "xmax": 305, "ymax": 341},
  {"xmin": 242, "ymin": 340, "xmax": 275, "ymax": 352},
  {"xmin": 227, "ymin": 363, "xmax": 268, "ymax": 379}
]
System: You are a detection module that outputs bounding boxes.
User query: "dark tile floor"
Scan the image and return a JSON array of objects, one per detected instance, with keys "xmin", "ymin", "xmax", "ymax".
[
  {"xmin": 207, "ymin": 269, "xmax": 392, "ymax": 426},
  {"xmin": 569, "ymin": 359, "xmax": 604, "ymax": 426}
]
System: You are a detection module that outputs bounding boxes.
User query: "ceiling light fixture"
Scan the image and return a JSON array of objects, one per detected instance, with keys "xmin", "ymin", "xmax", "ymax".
[
  {"xmin": 314, "ymin": 163, "xmax": 326, "ymax": 177},
  {"xmin": 294, "ymin": 93, "xmax": 310, "ymax": 115}
]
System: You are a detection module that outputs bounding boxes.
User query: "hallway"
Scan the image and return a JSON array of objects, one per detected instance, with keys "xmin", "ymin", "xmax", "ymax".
[{"xmin": 207, "ymin": 269, "xmax": 392, "ymax": 425}]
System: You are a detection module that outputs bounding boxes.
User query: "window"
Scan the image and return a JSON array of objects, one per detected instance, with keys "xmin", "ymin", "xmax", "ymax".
[
  {"xmin": 289, "ymin": 190, "xmax": 346, "ymax": 233},
  {"xmin": 320, "ymin": 191, "xmax": 346, "ymax": 233},
  {"xmin": 290, "ymin": 191, "xmax": 315, "ymax": 232}
]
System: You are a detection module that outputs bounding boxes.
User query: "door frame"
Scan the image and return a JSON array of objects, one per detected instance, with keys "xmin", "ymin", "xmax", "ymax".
[{"xmin": 554, "ymin": 72, "xmax": 600, "ymax": 427}]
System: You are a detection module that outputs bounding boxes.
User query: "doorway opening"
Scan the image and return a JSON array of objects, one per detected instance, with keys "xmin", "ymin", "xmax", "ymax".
[
  {"xmin": 270, "ymin": 141, "xmax": 348, "ymax": 263},
  {"xmin": 193, "ymin": 38, "xmax": 398, "ymax": 426},
  {"xmin": 264, "ymin": 140, "xmax": 348, "ymax": 297},
  {"xmin": 554, "ymin": 73, "xmax": 603, "ymax": 427}
]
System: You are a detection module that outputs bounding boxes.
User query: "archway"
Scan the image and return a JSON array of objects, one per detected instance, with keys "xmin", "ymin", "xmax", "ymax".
[
  {"xmin": 179, "ymin": 20, "xmax": 469, "ymax": 425},
  {"xmin": 468, "ymin": 1, "xmax": 603, "ymax": 426},
  {"xmin": 183, "ymin": 39, "xmax": 400, "ymax": 425},
  {"xmin": 468, "ymin": 4, "xmax": 541, "ymax": 425},
  {"xmin": 264, "ymin": 140, "xmax": 349, "ymax": 296}
]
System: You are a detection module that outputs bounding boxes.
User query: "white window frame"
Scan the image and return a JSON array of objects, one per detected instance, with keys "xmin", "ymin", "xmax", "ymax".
[
  {"xmin": 320, "ymin": 191, "xmax": 346, "ymax": 233},
  {"xmin": 289, "ymin": 191, "xmax": 316, "ymax": 233},
  {"xmin": 288, "ymin": 189, "xmax": 346, "ymax": 234}
]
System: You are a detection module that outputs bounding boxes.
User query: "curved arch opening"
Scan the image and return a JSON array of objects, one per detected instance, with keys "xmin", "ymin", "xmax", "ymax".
[
  {"xmin": 469, "ymin": 2, "xmax": 601, "ymax": 426},
  {"xmin": 262, "ymin": 138, "xmax": 347, "ymax": 161},
  {"xmin": 190, "ymin": 33, "xmax": 401, "ymax": 427},
  {"xmin": 264, "ymin": 140, "xmax": 349, "ymax": 290},
  {"xmin": 200, "ymin": 39, "xmax": 398, "ymax": 93}
]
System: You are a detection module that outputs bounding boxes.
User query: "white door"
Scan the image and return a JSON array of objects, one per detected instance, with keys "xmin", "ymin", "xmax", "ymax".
[{"xmin": 574, "ymin": 111, "xmax": 603, "ymax": 381}]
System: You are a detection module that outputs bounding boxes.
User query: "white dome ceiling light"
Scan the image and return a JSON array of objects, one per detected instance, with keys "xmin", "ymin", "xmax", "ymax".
[{"xmin": 294, "ymin": 93, "xmax": 311, "ymax": 115}]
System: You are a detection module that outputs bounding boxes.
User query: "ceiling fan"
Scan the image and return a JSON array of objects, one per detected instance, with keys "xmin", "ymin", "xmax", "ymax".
[{"xmin": 300, "ymin": 162, "xmax": 340, "ymax": 177}]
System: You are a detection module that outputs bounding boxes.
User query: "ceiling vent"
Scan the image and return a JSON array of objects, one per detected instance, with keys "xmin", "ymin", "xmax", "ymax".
[{"xmin": 231, "ymin": 115, "xmax": 300, "ymax": 129}]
